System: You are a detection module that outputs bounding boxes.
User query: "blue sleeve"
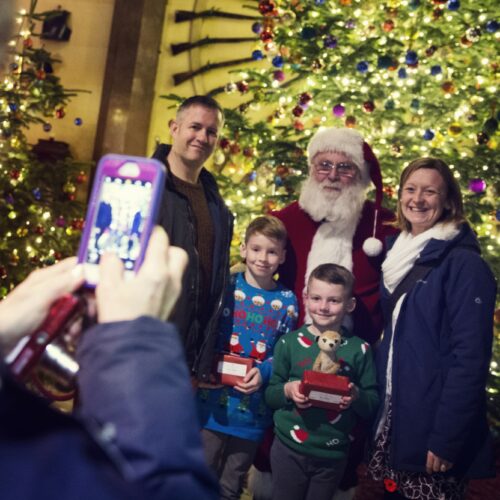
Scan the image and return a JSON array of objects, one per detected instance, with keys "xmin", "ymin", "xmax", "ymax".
[
  {"xmin": 257, "ymin": 292, "xmax": 298, "ymax": 385},
  {"xmin": 428, "ymin": 254, "xmax": 496, "ymax": 463},
  {"xmin": 76, "ymin": 316, "xmax": 218, "ymax": 500}
]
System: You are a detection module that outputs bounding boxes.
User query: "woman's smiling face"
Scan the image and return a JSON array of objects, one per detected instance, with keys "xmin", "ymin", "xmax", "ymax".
[{"xmin": 400, "ymin": 168, "xmax": 448, "ymax": 235}]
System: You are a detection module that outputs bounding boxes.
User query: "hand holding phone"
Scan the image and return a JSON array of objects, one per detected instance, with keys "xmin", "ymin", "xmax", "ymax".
[{"xmin": 77, "ymin": 155, "xmax": 166, "ymax": 287}]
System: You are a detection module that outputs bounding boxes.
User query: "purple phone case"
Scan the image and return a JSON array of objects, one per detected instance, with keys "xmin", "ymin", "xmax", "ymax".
[{"xmin": 77, "ymin": 154, "xmax": 166, "ymax": 287}]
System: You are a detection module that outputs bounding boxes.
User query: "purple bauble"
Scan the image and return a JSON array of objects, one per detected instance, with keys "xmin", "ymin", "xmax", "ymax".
[
  {"xmin": 273, "ymin": 70, "xmax": 285, "ymax": 81},
  {"xmin": 252, "ymin": 22, "xmax": 263, "ymax": 34},
  {"xmin": 333, "ymin": 104, "xmax": 345, "ymax": 117},
  {"xmin": 468, "ymin": 178, "xmax": 486, "ymax": 193}
]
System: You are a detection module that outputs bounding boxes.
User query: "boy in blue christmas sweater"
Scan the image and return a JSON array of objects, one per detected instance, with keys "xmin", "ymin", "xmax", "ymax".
[
  {"xmin": 197, "ymin": 215, "xmax": 298, "ymax": 500},
  {"xmin": 265, "ymin": 263, "xmax": 378, "ymax": 500}
]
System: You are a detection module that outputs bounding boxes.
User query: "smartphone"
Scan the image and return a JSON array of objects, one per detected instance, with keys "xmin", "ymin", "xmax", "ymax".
[{"xmin": 77, "ymin": 154, "xmax": 166, "ymax": 286}]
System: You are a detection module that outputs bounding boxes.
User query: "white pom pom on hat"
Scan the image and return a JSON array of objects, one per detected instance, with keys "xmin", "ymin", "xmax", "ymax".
[{"xmin": 307, "ymin": 127, "xmax": 385, "ymax": 257}]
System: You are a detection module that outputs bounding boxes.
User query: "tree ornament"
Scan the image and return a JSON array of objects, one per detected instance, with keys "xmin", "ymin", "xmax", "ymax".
[
  {"xmin": 345, "ymin": 19, "xmax": 356, "ymax": 29},
  {"xmin": 43, "ymin": 122, "xmax": 52, "ymax": 132},
  {"xmin": 425, "ymin": 45, "xmax": 437, "ymax": 57},
  {"xmin": 292, "ymin": 105, "xmax": 304, "ymax": 117},
  {"xmin": 299, "ymin": 92, "xmax": 312, "ymax": 105},
  {"xmin": 10, "ymin": 252, "xmax": 20, "ymax": 266},
  {"xmin": 35, "ymin": 225, "xmax": 45, "ymax": 235},
  {"xmin": 32, "ymin": 188, "xmax": 42, "ymax": 200},
  {"xmin": 10, "ymin": 169, "xmax": 20, "ymax": 180},
  {"xmin": 363, "ymin": 101, "xmax": 375, "ymax": 112},
  {"xmin": 16, "ymin": 227, "xmax": 28, "ymax": 237},
  {"xmin": 423, "ymin": 129, "xmax": 435, "ymax": 140},
  {"xmin": 55, "ymin": 107, "xmax": 66, "ymax": 119},
  {"xmin": 63, "ymin": 182, "xmax": 76, "ymax": 194},
  {"xmin": 432, "ymin": 8, "xmax": 444, "ymax": 20},
  {"xmin": 483, "ymin": 118, "xmax": 498, "ymax": 134},
  {"xmin": 476, "ymin": 132, "xmax": 489, "ymax": 144},
  {"xmin": 378, "ymin": 55, "xmax": 395, "ymax": 69},
  {"xmin": 273, "ymin": 70, "xmax": 285, "ymax": 81},
  {"xmin": 468, "ymin": 178, "xmax": 486, "ymax": 193},
  {"xmin": 55, "ymin": 216, "xmax": 66, "ymax": 227},
  {"xmin": 229, "ymin": 143, "xmax": 241, "ymax": 155},
  {"xmin": 293, "ymin": 120, "xmax": 305, "ymax": 131},
  {"xmin": 460, "ymin": 35, "xmax": 472, "ymax": 47},
  {"xmin": 339, "ymin": 0, "xmax": 353, "ymax": 5},
  {"xmin": 252, "ymin": 50, "xmax": 264, "ymax": 61},
  {"xmin": 315, "ymin": 0, "xmax": 326, "ymax": 4},
  {"xmin": 71, "ymin": 218, "xmax": 84, "ymax": 230},
  {"xmin": 398, "ymin": 68, "xmax": 407, "ymax": 79},
  {"xmin": 260, "ymin": 30, "xmax": 273, "ymax": 43},
  {"xmin": 276, "ymin": 164, "xmax": 289, "ymax": 177},
  {"xmin": 76, "ymin": 171, "xmax": 87, "ymax": 184},
  {"xmin": 74, "ymin": 117, "xmax": 83, "ymax": 126},
  {"xmin": 405, "ymin": 50, "xmax": 418, "ymax": 66},
  {"xmin": 272, "ymin": 55, "xmax": 284, "ymax": 68},
  {"xmin": 23, "ymin": 37, "xmax": 33, "ymax": 48},
  {"xmin": 410, "ymin": 99, "xmax": 420, "ymax": 110},
  {"xmin": 356, "ymin": 61, "xmax": 369, "ymax": 73},
  {"xmin": 252, "ymin": 22, "xmax": 263, "ymax": 34},
  {"xmin": 430, "ymin": 65, "xmax": 442, "ymax": 75},
  {"xmin": 243, "ymin": 147, "xmax": 254, "ymax": 158},
  {"xmin": 485, "ymin": 20, "xmax": 499, "ymax": 33},
  {"xmin": 301, "ymin": 27, "xmax": 316, "ymax": 39},
  {"xmin": 0, "ymin": 266, "xmax": 7, "ymax": 279},
  {"xmin": 258, "ymin": 0, "xmax": 276, "ymax": 16},
  {"xmin": 382, "ymin": 20, "xmax": 395, "ymax": 32},
  {"xmin": 36, "ymin": 69, "xmax": 46, "ymax": 80},
  {"xmin": 332, "ymin": 104, "xmax": 345, "ymax": 117},
  {"xmin": 237, "ymin": 81, "xmax": 249, "ymax": 93},
  {"xmin": 441, "ymin": 81, "xmax": 455, "ymax": 93},
  {"xmin": 448, "ymin": 123, "xmax": 462, "ymax": 136},
  {"xmin": 447, "ymin": 0, "xmax": 460, "ymax": 10},
  {"xmin": 323, "ymin": 35, "xmax": 338, "ymax": 49},
  {"xmin": 345, "ymin": 115, "xmax": 356, "ymax": 128},
  {"xmin": 408, "ymin": 0, "xmax": 420, "ymax": 8},
  {"xmin": 384, "ymin": 99, "xmax": 395, "ymax": 110}
]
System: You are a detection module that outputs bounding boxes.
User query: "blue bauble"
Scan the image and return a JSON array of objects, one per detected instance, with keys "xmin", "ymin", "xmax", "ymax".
[
  {"xmin": 405, "ymin": 50, "xmax": 418, "ymax": 65},
  {"xmin": 408, "ymin": 0, "xmax": 420, "ymax": 8},
  {"xmin": 410, "ymin": 99, "xmax": 420, "ymax": 110},
  {"xmin": 43, "ymin": 122, "xmax": 52, "ymax": 132},
  {"xmin": 423, "ymin": 129, "xmax": 435, "ymax": 140},
  {"xmin": 385, "ymin": 99, "xmax": 395, "ymax": 110},
  {"xmin": 398, "ymin": 68, "xmax": 408, "ymax": 79},
  {"xmin": 430, "ymin": 65, "xmax": 442, "ymax": 75},
  {"xmin": 274, "ymin": 175, "xmax": 283, "ymax": 187},
  {"xmin": 74, "ymin": 117, "xmax": 83, "ymax": 126},
  {"xmin": 32, "ymin": 188, "xmax": 42, "ymax": 201},
  {"xmin": 485, "ymin": 20, "xmax": 499, "ymax": 33},
  {"xmin": 301, "ymin": 27, "xmax": 316, "ymax": 39},
  {"xmin": 315, "ymin": 0, "xmax": 326, "ymax": 4},
  {"xmin": 272, "ymin": 56, "xmax": 284, "ymax": 68},
  {"xmin": 323, "ymin": 35, "xmax": 338, "ymax": 49},
  {"xmin": 378, "ymin": 55, "xmax": 393, "ymax": 69},
  {"xmin": 356, "ymin": 61, "xmax": 369, "ymax": 73},
  {"xmin": 8, "ymin": 102, "xmax": 17, "ymax": 111},
  {"xmin": 447, "ymin": 0, "xmax": 460, "ymax": 11},
  {"xmin": 251, "ymin": 22, "xmax": 263, "ymax": 34},
  {"xmin": 252, "ymin": 50, "xmax": 264, "ymax": 61}
]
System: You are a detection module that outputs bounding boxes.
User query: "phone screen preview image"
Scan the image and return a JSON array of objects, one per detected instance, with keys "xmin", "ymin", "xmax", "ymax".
[{"xmin": 83, "ymin": 176, "xmax": 153, "ymax": 283}]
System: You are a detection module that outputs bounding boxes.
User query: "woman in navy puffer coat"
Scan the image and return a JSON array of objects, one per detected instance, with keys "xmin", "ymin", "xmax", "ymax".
[{"xmin": 368, "ymin": 158, "xmax": 496, "ymax": 500}]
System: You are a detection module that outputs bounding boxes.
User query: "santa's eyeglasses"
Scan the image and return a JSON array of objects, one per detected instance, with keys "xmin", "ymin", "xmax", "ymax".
[{"xmin": 313, "ymin": 161, "xmax": 357, "ymax": 178}]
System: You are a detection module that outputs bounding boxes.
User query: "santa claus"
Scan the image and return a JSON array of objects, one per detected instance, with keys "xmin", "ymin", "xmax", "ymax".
[{"xmin": 273, "ymin": 127, "xmax": 398, "ymax": 344}]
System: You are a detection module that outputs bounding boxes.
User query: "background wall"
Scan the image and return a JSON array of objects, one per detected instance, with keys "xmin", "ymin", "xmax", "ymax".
[{"xmin": 15, "ymin": 0, "xmax": 115, "ymax": 161}]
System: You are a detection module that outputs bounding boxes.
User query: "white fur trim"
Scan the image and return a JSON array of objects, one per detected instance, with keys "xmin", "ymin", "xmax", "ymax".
[
  {"xmin": 363, "ymin": 237, "xmax": 383, "ymax": 256},
  {"xmin": 307, "ymin": 128, "xmax": 368, "ymax": 183}
]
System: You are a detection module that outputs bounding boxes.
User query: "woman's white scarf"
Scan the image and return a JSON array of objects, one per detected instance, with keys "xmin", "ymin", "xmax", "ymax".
[
  {"xmin": 382, "ymin": 222, "xmax": 460, "ymax": 293},
  {"xmin": 375, "ymin": 222, "xmax": 460, "ymax": 438}
]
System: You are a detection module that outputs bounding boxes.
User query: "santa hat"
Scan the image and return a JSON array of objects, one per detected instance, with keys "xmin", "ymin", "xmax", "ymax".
[{"xmin": 307, "ymin": 127, "xmax": 384, "ymax": 256}]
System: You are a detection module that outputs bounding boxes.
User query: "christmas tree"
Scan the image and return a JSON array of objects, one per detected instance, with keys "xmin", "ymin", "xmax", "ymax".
[
  {"xmin": 165, "ymin": 0, "xmax": 499, "ymax": 426},
  {"xmin": 0, "ymin": 1, "xmax": 86, "ymax": 297}
]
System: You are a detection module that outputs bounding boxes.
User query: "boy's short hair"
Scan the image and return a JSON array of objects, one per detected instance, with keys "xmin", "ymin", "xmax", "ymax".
[
  {"xmin": 308, "ymin": 263, "xmax": 355, "ymax": 298},
  {"xmin": 245, "ymin": 215, "xmax": 287, "ymax": 245}
]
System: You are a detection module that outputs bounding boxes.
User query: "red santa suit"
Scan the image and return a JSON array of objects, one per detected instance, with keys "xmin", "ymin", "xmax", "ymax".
[{"xmin": 273, "ymin": 200, "xmax": 397, "ymax": 344}]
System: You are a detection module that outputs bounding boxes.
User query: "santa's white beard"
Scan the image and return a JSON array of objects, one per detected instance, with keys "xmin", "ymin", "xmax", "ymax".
[
  {"xmin": 299, "ymin": 177, "xmax": 367, "ymax": 325},
  {"xmin": 299, "ymin": 176, "xmax": 366, "ymax": 225}
]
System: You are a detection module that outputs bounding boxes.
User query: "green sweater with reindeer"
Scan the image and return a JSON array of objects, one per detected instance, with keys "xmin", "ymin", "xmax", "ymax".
[{"xmin": 265, "ymin": 325, "xmax": 378, "ymax": 460}]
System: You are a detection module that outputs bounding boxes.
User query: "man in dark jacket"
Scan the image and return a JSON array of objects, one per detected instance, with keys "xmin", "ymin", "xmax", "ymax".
[{"xmin": 152, "ymin": 96, "xmax": 233, "ymax": 382}]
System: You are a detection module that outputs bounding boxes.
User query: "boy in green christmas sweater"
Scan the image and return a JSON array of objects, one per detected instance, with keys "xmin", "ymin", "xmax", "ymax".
[{"xmin": 265, "ymin": 263, "xmax": 378, "ymax": 500}]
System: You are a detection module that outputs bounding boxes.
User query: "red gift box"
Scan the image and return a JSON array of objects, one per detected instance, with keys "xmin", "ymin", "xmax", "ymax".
[
  {"xmin": 214, "ymin": 354, "xmax": 254, "ymax": 386},
  {"xmin": 300, "ymin": 370, "xmax": 351, "ymax": 410}
]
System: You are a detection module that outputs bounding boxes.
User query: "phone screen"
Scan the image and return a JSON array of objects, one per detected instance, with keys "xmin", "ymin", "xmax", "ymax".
[{"xmin": 85, "ymin": 176, "xmax": 153, "ymax": 270}]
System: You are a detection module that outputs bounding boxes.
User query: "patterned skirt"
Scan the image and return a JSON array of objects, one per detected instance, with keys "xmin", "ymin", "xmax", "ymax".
[{"xmin": 367, "ymin": 401, "xmax": 466, "ymax": 500}]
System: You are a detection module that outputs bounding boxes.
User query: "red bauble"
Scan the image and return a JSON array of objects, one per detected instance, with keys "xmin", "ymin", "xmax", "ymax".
[
  {"xmin": 237, "ymin": 81, "xmax": 249, "ymax": 93},
  {"xmin": 23, "ymin": 37, "xmax": 33, "ymax": 48},
  {"xmin": 292, "ymin": 105, "xmax": 304, "ymax": 117},
  {"xmin": 36, "ymin": 69, "xmax": 46, "ymax": 80},
  {"xmin": 229, "ymin": 143, "xmax": 241, "ymax": 155},
  {"xmin": 35, "ymin": 225, "xmax": 45, "ymax": 235},
  {"xmin": 363, "ymin": 101, "xmax": 375, "ymax": 112},
  {"xmin": 55, "ymin": 107, "xmax": 66, "ymax": 119},
  {"xmin": 345, "ymin": 115, "xmax": 356, "ymax": 128},
  {"xmin": 382, "ymin": 20, "xmax": 394, "ymax": 32},
  {"xmin": 258, "ymin": 0, "xmax": 276, "ymax": 16},
  {"xmin": 243, "ymin": 147, "xmax": 254, "ymax": 158},
  {"xmin": 441, "ymin": 81, "xmax": 455, "ymax": 93},
  {"xmin": 260, "ymin": 30, "xmax": 274, "ymax": 43},
  {"xmin": 219, "ymin": 138, "xmax": 230, "ymax": 149},
  {"xmin": 293, "ymin": 120, "xmax": 305, "ymax": 131},
  {"xmin": 76, "ymin": 171, "xmax": 87, "ymax": 184},
  {"xmin": 10, "ymin": 169, "xmax": 20, "ymax": 180}
]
